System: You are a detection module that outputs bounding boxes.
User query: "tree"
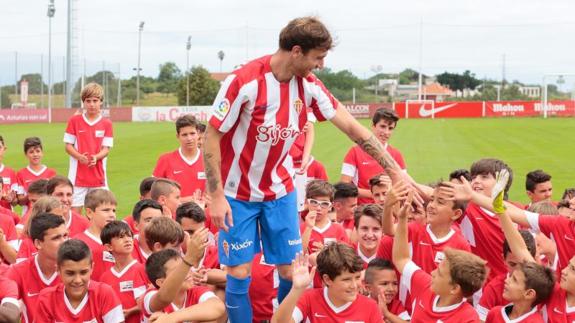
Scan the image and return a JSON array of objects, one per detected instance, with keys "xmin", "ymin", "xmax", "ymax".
[
  {"xmin": 18, "ymin": 74, "xmax": 47, "ymax": 95},
  {"xmin": 217, "ymin": 51, "xmax": 225, "ymax": 72},
  {"xmin": 157, "ymin": 62, "xmax": 182, "ymax": 94},
  {"xmin": 398, "ymin": 68, "xmax": 420, "ymax": 84},
  {"xmin": 0, "ymin": 86, "xmax": 12, "ymax": 108},
  {"xmin": 176, "ymin": 66, "xmax": 220, "ymax": 105},
  {"xmin": 436, "ymin": 70, "xmax": 481, "ymax": 91}
]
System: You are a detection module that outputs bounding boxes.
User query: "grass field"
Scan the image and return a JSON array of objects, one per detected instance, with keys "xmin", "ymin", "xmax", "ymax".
[{"xmin": 1, "ymin": 118, "xmax": 574, "ymax": 216}]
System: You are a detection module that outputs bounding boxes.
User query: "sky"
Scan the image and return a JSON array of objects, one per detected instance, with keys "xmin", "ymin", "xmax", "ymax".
[{"xmin": 2, "ymin": 0, "xmax": 575, "ymax": 89}]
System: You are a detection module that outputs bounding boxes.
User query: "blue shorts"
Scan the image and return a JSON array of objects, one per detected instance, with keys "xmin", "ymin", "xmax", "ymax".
[{"xmin": 218, "ymin": 191, "xmax": 302, "ymax": 266}]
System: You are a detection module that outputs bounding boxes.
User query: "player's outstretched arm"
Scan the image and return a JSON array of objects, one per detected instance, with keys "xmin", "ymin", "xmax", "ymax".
[
  {"xmin": 149, "ymin": 228, "xmax": 208, "ymax": 313},
  {"xmin": 329, "ymin": 105, "xmax": 402, "ymax": 183},
  {"xmin": 392, "ymin": 193, "xmax": 413, "ymax": 274},
  {"xmin": 271, "ymin": 253, "xmax": 315, "ymax": 323},
  {"xmin": 492, "ymin": 170, "xmax": 535, "ymax": 263},
  {"xmin": 149, "ymin": 297, "xmax": 225, "ymax": 323},
  {"xmin": 203, "ymin": 124, "xmax": 233, "ymax": 232}
]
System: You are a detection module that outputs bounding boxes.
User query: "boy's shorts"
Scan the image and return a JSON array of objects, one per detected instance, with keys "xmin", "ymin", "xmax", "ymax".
[
  {"xmin": 72, "ymin": 186, "xmax": 108, "ymax": 207},
  {"xmin": 218, "ymin": 191, "xmax": 302, "ymax": 266}
]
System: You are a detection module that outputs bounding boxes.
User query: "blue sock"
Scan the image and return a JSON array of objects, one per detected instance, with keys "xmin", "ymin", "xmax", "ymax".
[
  {"xmin": 225, "ymin": 275, "xmax": 252, "ymax": 323},
  {"xmin": 277, "ymin": 275, "xmax": 292, "ymax": 304}
]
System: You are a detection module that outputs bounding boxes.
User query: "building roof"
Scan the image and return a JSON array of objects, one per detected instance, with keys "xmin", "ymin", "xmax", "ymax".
[
  {"xmin": 423, "ymin": 83, "xmax": 453, "ymax": 95},
  {"xmin": 210, "ymin": 72, "xmax": 230, "ymax": 82}
]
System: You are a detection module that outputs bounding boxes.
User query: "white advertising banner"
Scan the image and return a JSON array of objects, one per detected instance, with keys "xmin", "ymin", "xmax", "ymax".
[{"xmin": 132, "ymin": 106, "xmax": 212, "ymax": 122}]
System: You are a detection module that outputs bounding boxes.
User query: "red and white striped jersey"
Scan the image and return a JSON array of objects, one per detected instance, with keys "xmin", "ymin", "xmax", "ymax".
[{"xmin": 209, "ymin": 55, "xmax": 339, "ymax": 202}]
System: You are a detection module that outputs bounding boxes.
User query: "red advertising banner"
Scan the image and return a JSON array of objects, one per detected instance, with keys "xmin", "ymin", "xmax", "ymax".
[
  {"xmin": 0, "ymin": 109, "xmax": 49, "ymax": 124},
  {"xmin": 394, "ymin": 101, "xmax": 483, "ymax": 119},
  {"xmin": 344, "ymin": 103, "xmax": 393, "ymax": 119}
]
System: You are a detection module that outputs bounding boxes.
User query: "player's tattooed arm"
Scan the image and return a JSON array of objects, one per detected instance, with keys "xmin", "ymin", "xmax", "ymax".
[{"xmin": 203, "ymin": 126, "xmax": 224, "ymax": 195}]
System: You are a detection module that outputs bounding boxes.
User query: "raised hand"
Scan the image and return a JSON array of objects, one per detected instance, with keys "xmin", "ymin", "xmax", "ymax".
[
  {"xmin": 438, "ymin": 177, "xmax": 473, "ymax": 202},
  {"xmin": 291, "ymin": 253, "xmax": 315, "ymax": 290},
  {"xmin": 492, "ymin": 169, "xmax": 510, "ymax": 214},
  {"xmin": 185, "ymin": 227, "xmax": 209, "ymax": 266},
  {"xmin": 387, "ymin": 181, "xmax": 410, "ymax": 207},
  {"xmin": 305, "ymin": 210, "xmax": 317, "ymax": 229}
]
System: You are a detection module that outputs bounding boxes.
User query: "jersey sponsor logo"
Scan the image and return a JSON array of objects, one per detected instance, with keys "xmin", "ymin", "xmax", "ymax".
[
  {"xmin": 120, "ymin": 280, "xmax": 134, "ymax": 292},
  {"xmin": 314, "ymin": 313, "xmax": 328, "ymax": 318},
  {"xmin": 26, "ymin": 291, "xmax": 39, "ymax": 297},
  {"xmin": 293, "ymin": 98, "xmax": 304, "ymax": 115},
  {"xmin": 419, "ymin": 241, "xmax": 431, "ymax": 246},
  {"xmin": 434, "ymin": 251, "xmax": 446, "ymax": 264},
  {"xmin": 419, "ymin": 103, "xmax": 458, "ymax": 118},
  {"xmin": 103, "ymin": 251, "xmax": 115, "ymax": 263},
  {"xmin": 213, "ymin": 99, "xmax": 230, "ymax": 121},
  {"xmin": 95, "ymin": 130, "xmax": 105, "ymax": 138},
  {"xmin": 78, "ymin": 130, "xmax": 86, "ymax": 133},
  {"xmin": 230, "ymin": 239, "xmax": 253, "ymax": 252},
  {"xmin": 564, "ymin": 235, "xmax": 574, "ymax": 241},
  {"xmin": 197, "ymin": 172, "xmax": 206, "ymax": 180},
  {"xmin": 222, "ymin": 240, "xmax": 230, "ymax": 258},
  {"xmin": 2, "ymin": 177, "xmax": 10, "ymax": 185},
  {"xmin": 256, "ymin": 124, "xmax": 301, "ymax": 146},
  {"xmin": 173, "ymin": 170, "xmax": 183, "ymax": 175},
  {"xmin": 553, "ymin": 307, "xmax": 564, "ymax": 314}
]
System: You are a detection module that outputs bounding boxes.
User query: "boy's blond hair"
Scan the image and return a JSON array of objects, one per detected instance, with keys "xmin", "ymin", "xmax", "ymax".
[
  {"xmin": 25, "ymin": 196, "xmax": 61, "ymax": 236},
  {"xmin": 144, "ymin": 217, "xmax": 185, "ymax": 250},
  {"xmin": 444, "ymin": 248, "xmax": 487, "ymax": 297},
  {"xmin": 84, "ymin": 189, "xmax": 117, "ymax": 211},
  {"xmin": 81, "ymin": 82, "xmax": 104, "ymax": 102}
]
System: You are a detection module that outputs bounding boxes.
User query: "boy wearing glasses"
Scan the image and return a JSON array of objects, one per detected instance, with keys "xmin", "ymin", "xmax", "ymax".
[{"xmin": 300, "ymin": 180, "xmax": 349, "ymax": 257}]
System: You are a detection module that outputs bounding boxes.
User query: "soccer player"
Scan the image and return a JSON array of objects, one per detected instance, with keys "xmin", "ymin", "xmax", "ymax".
[
  {"xmin": 483, "ymin": 170, "xmax": 554, "ymax": 322},
  {"xmin": 333, "ymin": 182, "xmax": 359, "ymax": 233},
  {"xmin": 16, "ymin": 178, "xmax": 49, "ymax": 231},
  {"xmin": 150, "ymin": 178, "xmax": 181, "ymax": 219},
  {"xmin": 272, "ymin": 243, "xmax": 382, "ymax": 323},
  {"xmin": 73, "ymin": 189, "xmax": 117, "ymax": 281},
  {"xmin": 369, "ymin": 174, "xmax": 392, "ymax": 207},
  {"xmin": 140, "ymin": 229, "xmax": 225, "ymax": 323},
  {"xmin": 122, "ymin": 177, "xmax": 156, "ymax": 234},
  {"xmin": 130, "ymin": 199, "xmax": 163, "ymax": 264},
  {"xmin": 175, "ymin": 202, "xmax": 218, "ymax": 264},
  {"xmin": 36, "ymin": 239, "xmax": 124, "ymax": 323},
  {"xmin": 363, "ymin": 258, "xmax": 410, "ymax": 322},
  {"xmin": 381, "ymin": 181, "xmax": 471, "ymax": 274},
  {"xmin": 142, "ymin": 217, "xmax": 185, "ymax": 255},
  {"xmin": 353, "ymin": 204, "xmax": 384, "ymax": 267},
  {"xmin": 16, "ymin": 137, "xmax": 56, "ymax": 209},
  {"xmin": 196, "ymin": 122, "xmax": 206, "ymax": 150},
  {"xmin": 153, "ymin": 114, "xmax": 206, "ymax": 202},
  {"xmin": 0, "ymin": 135, "xmax": 18, "ymax": 212},
  {"xmin": 341, "ymin": 107, "xmax": 407, "ymax": 204},
  {"xmin": 525, "ymin": 169, "xmax": 553, "ymax": 205},
  {"xmin": 392, "ymin": 193, "xmax": 487, "ymax": 322},
  {"xmin": 100, "ymin": 221, "xmax": 147, "ymax": 323},
  {"xmin": 0, "ymin": 202, "xmax": 18, "ymax": 264},
  {"xmin": 205, "ymin": 16, "xmax": 405, "ymax": 323},
  {"xmin": 8, "ymin": 213, "xmax": 68, "ymax": 323},
  {"xmin": 249, "ymin": 252, "xmax": 279, "ymax": 322},
  {"xmin": 63, "ymin": 82, "xmax": 113, "ymax": 213},
  {"xmin": 0, "ymin": 276, "xmax": 20, "ymax": 323},
  {"xmin": 47, "ymin": 175, "xmax": 90, "ymax": 236}
]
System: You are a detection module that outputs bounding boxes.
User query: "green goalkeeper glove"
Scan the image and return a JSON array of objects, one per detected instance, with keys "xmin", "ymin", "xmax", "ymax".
[{"xmin": 492, "ymin": 169, "xmax": 510, "ymax": 214}]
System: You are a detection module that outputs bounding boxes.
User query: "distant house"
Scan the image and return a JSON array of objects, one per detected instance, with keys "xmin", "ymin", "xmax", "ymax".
[
  {"xmin": 391, "ymin": 82, "xmax": 453, "ymax": 101},
  {"xmin": 518, "ymin": 86, "xmax": 541, "ymax": 98},
  {"xmin": 210, "ymin": 72, "xmax": 230, "ymax": 83}
]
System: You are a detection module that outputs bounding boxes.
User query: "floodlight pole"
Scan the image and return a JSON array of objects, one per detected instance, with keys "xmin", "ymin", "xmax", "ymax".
[
  {"xmin": 47, "ymin": 0, "xmax": 55, "ymax": 120},
  {"xmin": 136, "ymin": 21, "xmax": 144, "ymax": 105},
  {"xmin": 541, "ymin": 73, "xmax": 575, "ymax": 119},
  {"xmin": 186, "ymin": 36, "xmax": 191, "ymax": 106}
]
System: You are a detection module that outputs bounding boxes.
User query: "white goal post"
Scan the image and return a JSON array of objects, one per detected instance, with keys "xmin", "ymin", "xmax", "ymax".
[{"xmin": 405, "ymin": 99, "xmax": 435, "ymax": 119}]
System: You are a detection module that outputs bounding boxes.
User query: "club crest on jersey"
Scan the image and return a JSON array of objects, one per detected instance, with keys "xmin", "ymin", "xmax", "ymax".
[
  {"xmin": 293, "ymin": 98, "xmax": 303, "ymax": 114},
  {"xmin": 213, "ymin": 99, "xmax": 230, "ymax": 121},
  {"xmin": 222, "ymin": 240, "xmax": 230, "ymax": 258}
]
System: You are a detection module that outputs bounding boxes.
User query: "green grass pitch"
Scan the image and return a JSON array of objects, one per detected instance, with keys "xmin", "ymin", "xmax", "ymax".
[{"xmin": 1, "ymin": 118, "xmax": 574, "ymax": 216}]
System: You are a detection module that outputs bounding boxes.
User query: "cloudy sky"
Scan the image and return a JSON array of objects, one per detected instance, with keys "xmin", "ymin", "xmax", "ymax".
[{"xmin": 2, "ymin": 0, "xmax": 575, "ymax": 88}]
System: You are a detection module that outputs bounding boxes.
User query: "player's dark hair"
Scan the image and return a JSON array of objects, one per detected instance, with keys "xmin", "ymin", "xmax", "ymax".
[
  {"xmin": 372, "ymin": 107, "xmax": 399, "ymax": 127},
  {"xmin": 353, "ymin": 204, "xmax": 383, "ymax": 229},
  {"xmin": 279, "ymin": 16, "xmax": 333, "ymax": 53},
  {"xmin": 139, "ymin": 177, "xmax": 157, "ymax": 197},
  {"xmin": 503, "ymin": 230, "xmax": 536, "ymax": 259},
  {"xmin": 519, "ymin": 262, "xmax": 555, "ymax": 305},
  {"xmin": 175, "ymin": 202, "xmax": 206, "ymax": 224},
  {"xmin": 0, "ymin": 135, "xmax": 4, "ymax": 146},
  {"xmin": 470, "ymin": 158, "xmax": 513, "ymax": 199},
  {"xmin": 132, "ymin": 199, "xmax": 163, "ymax": 223},
  {"xmin": 368, "ymin": 174, "xmax": 389, "ymax": 189},
  {"xmin": 47, "ymin": 175, "xmax": 73, "ymax": 195},
  {"xmin": 57, "ymin": 239, "xmax": 92, "ymax": 265},
  {"xmin": 562, "ymin": 188, "xmax": 575, "ymax": 200},
  {"xmin": 30, "ymin": 213, "xmax": 65, "ymax": 242},
  {"xmin": 28, "ymin": 179, "xmax": 49, "ymax": 195},
  {"xmin": 146, "ymin": 248, "xmax": 180, "ymax": 288},
  {"xmin": 317, "ymin": 243, "xmax": 364, "ymax": 281},
  {"xmin": 150, "ymin": 179, "xmax": 181, "ymax": 201},
  {"xmin": 333, "ymin": 182, "xmax": 359, "ymax": 200},
  {"xmin": 196, "ymin": 123, "xmax": 206, "ymax": 134},
  {"xmin": 525, "ymin": 170, "xmax": 552, "ymax": 192},
  {"xmin": 144, "ymin": 217, "xmax": 185, "ymax": 250},
  {"xmin": 23, "ymin": 136, "xmax": 43, "ymax": 153},
  {"xmin": 449, "ymin": 169, "xmax": 471, "ymax": 182},
  {"xmin": 364, "ymin": 258, "xmax": 395, "ymax": 284},
  {"xmin": 101, "ymin": 220, "xmax": 133, "ymax": 245},
  {"xmin": 175, "ymin": 114, "xmax": 201, "ymax": 134}
]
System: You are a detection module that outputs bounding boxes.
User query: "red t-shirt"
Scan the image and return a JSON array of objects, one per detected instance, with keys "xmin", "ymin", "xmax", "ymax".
[
  {"xmin": 477, "ymin": 273, "xmax": 509, "ymax": 321},
  {"xmin": 209, "ymin": 55, "xmax": 338, "ymax": 202},
  {"xmin": 7, "ymin": 255, "xmax": 61, "ymax": 323},
  {"xmin": 300, "ymin": 221, "xmax": 349, "ymax": 254},
  {"xmin": 153, "ymin": 148, "xmax": 206, "ymax": 197},
  {"xmin": 486, "ymin": 304, "xmax": 544, "ymax": 323},
  {"xmin": 16, "ymin": 166, "xmax": 57, "ymax": 194},
  {"xmin": 292, "ymin": 287, "xmax": 382, "ymax": 323},
  {"xmin": 307, "ymin": 158, "xmax": 329, "ymax": 182},
  {"xmin": 100, "ymin": 260, "xmax": 148, "ymax": 323},
  {"xmin": 0, "ymin": 276, "xmax": 19, "ymax": 309},
  {"xmin": 341, "ymin": 144, "xmax": 406, "ymax": 204},
  {"xmin": 388, "ymin": 297, "xmax": 411, "ymax": 321},
  {"xmin": 67, "ymin": 210, "xmax": 91, "ymax": 237},
  {"xmin": 249, "ymin": 253, "xmax": 278, "ymax": 322},
  {"xmin": 123, "ymin": 215, "xmax": 139, "ymax": 234},
  {"xmin": 460, "ymin": 202, "xmax": 507, "ymax": 281},
  {"xmin": 401, "ymin": 261, "xmax": 480, "ymax": 322},
  {"xmin": 73, "ymin": 231, "xmax": 115, "ymax": 281},
  {"xmin": 36, "ymin": 281, "xmax": 123, "ymax": 323},
  {"xmin": 543, "ymin": 283, "xmax": 575, "ymax": 323},
  {"xmin": 140, "ymin": 285, "xmax": 216, "ymax": 321},
  {"xmin": 0, "ymin": 211, "xmax": 17, "ymax": 264},
  {"xmin": 0, "ymin": 164, "xmax": 18, "ymax": 211},
  {"xmin": 63, "ymin": 113, "xmax": 113, "ymax": 187},
  {"xmin": 132, "ymin": 235, "xmax": 151, "ymax": 265}
]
